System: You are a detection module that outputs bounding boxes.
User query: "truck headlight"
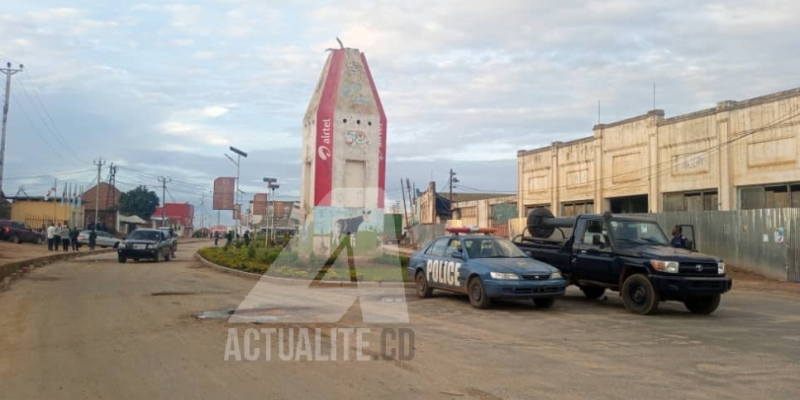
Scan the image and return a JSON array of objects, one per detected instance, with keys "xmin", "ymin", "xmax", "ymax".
[
  {"xmin": 718, "ymin": 262, "xmax": 725, "ymax": 275},
  {"xmin": 550, "ymin": 271, "xmax": 563, "ymax": 280},
  {"xmin": 650, "ymin": 260, "xmax": 680, "ymax": 274},
  {"xmin": 490, "ymin": 272, "xmax": 519, "ymax": 280}
]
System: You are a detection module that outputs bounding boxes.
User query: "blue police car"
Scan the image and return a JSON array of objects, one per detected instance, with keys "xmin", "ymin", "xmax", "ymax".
[{"xmin": 408, "ymin": 227, "xmax": 568, "ymax": 309}]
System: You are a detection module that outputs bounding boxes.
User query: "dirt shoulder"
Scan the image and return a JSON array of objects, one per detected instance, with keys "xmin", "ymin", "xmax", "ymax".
[
  {"xmin": 729, "ymin": 266, "xmax": 800, "ymax": 295},
  {"xmin": 0, "ymin": 242, "xmax": 51, "ymax": 266}
]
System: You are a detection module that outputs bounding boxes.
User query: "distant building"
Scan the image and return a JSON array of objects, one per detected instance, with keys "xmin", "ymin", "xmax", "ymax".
[
  {"xmin": 7, "ymin": 196, "xmax": 85, "ymax": 229},
  {"xmin": 151, "ymin": 203, "xmax": 195, "ymax": 237},
  {"xmin": 517, "ymin": 86, "xmax": 800, "ymax": 217},
  {"xmin": 82, "ymin": 182, "xmax": 122, "ymax": 230}
]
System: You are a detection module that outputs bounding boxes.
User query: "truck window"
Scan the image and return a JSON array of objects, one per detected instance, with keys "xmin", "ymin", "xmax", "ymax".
[
  {"xmin": 581, "ymin": 220, "xmax": 609, "ymax": 247},
  {"xmin": 425, "ymin": 238, "xmax": 449, "ymax": 257}
]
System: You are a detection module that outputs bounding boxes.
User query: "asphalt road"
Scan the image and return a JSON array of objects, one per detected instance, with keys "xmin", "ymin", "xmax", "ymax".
[{"xmin": 1, "ymin": 241, "xmax": 798, "ymax": 400}]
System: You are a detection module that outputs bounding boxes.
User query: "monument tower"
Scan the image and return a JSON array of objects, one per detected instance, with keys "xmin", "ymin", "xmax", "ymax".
[{"xmin": 299, "ymin": 40, "xmax": 387, "ymax": 255}]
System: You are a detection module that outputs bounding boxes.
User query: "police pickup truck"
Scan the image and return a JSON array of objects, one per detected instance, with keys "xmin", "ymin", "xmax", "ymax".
[
  {"xmin": 408, "ymin": 227, "xmax": 567, "ymax": 309},
  {"xmin": 513, "ymin": 209, "xmax": 732, "ymax": 315}
]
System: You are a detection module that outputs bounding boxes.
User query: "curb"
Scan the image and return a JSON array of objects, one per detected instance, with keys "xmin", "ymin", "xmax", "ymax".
[
  {"xmin": 0, "ymin": 248, "xmax": 116, "ymax": 290},
  {"xmin": 194, "ymin": 252, "xmax": 416, "ymax": 289}
]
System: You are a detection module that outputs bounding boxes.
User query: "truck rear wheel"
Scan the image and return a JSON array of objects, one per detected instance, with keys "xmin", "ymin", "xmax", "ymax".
[
  {"xmin": 684, "ymin": 295, "xmax": 721, "ymax": 315},
  {"xmin": 118, "ymin": 255, "xmax": 127, "ymax": 264},
  {"xmin": 621, "ymin": 274, "xmax": 660, "ymax": 315},
  {"xmin": 581, "ymin": 286, "xmax": 606, "ymax": 299}
]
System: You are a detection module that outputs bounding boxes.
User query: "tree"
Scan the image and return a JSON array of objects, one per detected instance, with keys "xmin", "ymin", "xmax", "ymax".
[
  {"xmin": 0, "ymin": 198, "xmax": 9, "ymax": 219},
  {"xmin": 118, "ymin": 186, "xmax": 160, "ymax": 220}
]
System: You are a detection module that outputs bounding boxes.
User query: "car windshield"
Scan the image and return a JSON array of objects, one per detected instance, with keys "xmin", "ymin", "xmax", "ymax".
[
  {"xmin": 128, "ymin": 231, "xmax": 161, "ymax": 241},
  {"xmin": 463, "ymin": 238, "xmax": 529, "ymax": 258},
  {"xmin": 609, "ymin": 220, "xmax": 669, "ymax": 246}
]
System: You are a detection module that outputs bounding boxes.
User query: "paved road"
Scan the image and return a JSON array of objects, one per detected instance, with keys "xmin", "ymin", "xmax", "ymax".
[{"xmin": 1, "ymin": 241, "xmax": 798, "ymax": 400}]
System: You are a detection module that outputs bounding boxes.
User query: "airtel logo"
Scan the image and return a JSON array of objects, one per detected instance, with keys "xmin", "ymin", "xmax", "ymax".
[{"xmin": 318, "ymin": 146, "xmax": 331, "ymax": 161}]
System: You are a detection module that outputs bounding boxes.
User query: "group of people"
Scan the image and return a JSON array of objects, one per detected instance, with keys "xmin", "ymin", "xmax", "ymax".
[{"xmin": 44, "ymin": 222, "xmax": 85, "ymax": 252}]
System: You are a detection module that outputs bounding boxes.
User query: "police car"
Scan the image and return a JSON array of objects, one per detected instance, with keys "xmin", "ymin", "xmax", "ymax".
[{"xmin": 408, "ymin": 227, "xmax": 568, "ymax": 309}]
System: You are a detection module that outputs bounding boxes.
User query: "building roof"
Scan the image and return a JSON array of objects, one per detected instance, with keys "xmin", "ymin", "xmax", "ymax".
[{"xmin": 447, "ymin": 193, "xmax": 510, "ymax": 203}]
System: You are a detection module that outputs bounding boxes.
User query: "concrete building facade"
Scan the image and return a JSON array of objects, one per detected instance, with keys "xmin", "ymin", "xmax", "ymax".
[{"xmin": 517, "ymin": 87, "xmax": 800, "ymax": 218}]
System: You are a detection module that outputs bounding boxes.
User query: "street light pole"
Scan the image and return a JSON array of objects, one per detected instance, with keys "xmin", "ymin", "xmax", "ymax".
[
  {"xmin": 226, "ymin": 146, "xmax": 248, "ymax": 236},
  {"xmin": 263, "ymin": 177, "xmax": 278, "ymax": 245}
]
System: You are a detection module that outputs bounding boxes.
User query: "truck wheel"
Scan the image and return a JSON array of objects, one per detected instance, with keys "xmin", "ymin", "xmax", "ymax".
[
  {"xmin": 533, "ymin": 297, "xmax": 555, "ymax": 308},
  {"xmin": 621, "ymin": 274, "xmax": 660, "ymax": 315},
  {"xmin": 35, "ymin": 236, "xmax": 43, "ymax": 245},
  {"xmin": 415, "ymin": 271, "xmax": 433, "ymax": 299},
  {"xmin": 154, "ymin": 252, "xmax": 161, "ymax": 263},
  {"xmin": 11, "ymin": 235, "xmax": 20, "ymax": 244},
  {"xmin": 581, "ymin": 286, "xmax": 606, "ymax": 299},
  {"xmin": 164, "ymin": 252, "xmax": 170, "ymax": 262},
  {"xmin": 118, "ymin": 255, "xmax": 127, "ymax": 263},
  {"xmin": 684, "ymin": 295, "xmax": 721, "ymax": 315},
  {"xmin": 468, "ymin": 277, "xmax": 492, "ymax": 309}
]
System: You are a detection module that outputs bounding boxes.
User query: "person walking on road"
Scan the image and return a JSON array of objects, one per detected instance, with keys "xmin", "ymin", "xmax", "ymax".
[
  {"xmin": 89, "ymin": 230, "xmax": 97, "ymax": 250},
  {"xmin": 214, "ymin": 231, "xmax": 220, "ymax": 247},
  {"xmin": 243, "ymin": 230, "xmax": 251, "ymax": 246},
  {"xmin": 60, "ymin": 224, "xmax": 71, "ymax": 252},
  {"xmin": 46, "ymin": 222, "xmax": 56, "ymax": 251}
]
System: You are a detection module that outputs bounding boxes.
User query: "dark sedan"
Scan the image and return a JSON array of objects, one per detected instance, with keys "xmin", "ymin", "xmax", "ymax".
[{"xmin": 117, "ymin": 229, "xmax": 173, "ymax": 263}]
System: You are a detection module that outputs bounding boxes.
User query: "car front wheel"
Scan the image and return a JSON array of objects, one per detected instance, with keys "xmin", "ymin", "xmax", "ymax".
[
  {"xmin": 118, "ymin": 255, "xmax": 127, "ymax": 263},
  {"xmin": 468, "ymin": 277, "xmax": 492, "ymax": 309}
]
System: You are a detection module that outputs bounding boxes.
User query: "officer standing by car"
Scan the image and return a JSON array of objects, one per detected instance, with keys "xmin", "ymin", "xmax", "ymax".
[
  {"xmin": 70, "ymin": 226, "xmax": 79, "ymax": 251},
  {"xmin": 671, "ymin": 225, "xmax": 687, "ymax": 248},
  {"xmin": 89, "ymin": 230, "xmax": 97, "ymax": 250}
]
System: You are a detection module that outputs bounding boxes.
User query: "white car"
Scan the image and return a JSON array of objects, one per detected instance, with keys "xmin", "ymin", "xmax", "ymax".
[{"xmin": 77, "ymin": 230, "xmax": 121, "ymax": 249}]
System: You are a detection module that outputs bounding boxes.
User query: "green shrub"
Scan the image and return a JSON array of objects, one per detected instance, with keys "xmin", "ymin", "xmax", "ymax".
[
  {"xmin": 234, "ymin": 239, "xmax": 244, "ymax": 249},
  {"xmin": 246, "ymin": 244, "xmax": 257, "ymax": 259}
]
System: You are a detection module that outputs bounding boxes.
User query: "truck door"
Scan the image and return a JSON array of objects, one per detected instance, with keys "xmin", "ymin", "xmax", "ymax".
[
  {"xmin": 572, "ymin": 219, "xmax": 616, "ymax": 284},
  {"xmin": 678, "ymin": 224, "xmax": 696, "ymax": 251}
]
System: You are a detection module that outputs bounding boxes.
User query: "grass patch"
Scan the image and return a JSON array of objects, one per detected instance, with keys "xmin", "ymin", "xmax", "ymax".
[{"xmin": 198, "ymin": 246, "xmax": 412, "ymax": 282}]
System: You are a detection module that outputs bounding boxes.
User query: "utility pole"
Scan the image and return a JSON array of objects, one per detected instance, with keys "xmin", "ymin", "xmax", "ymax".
[
  {"xmin": 400, "ymin": 179, "xmax": 409, "ymax": 237},
  {"xmin": 449, "ymin": 169, "xmax": 459, "ymax": 219},
  {"xmin": 158, "ymin": 176, "xmax": 171, "ymax": 227},
  {"xmin": 226, "ymin": 146, "xmax": 248, "ymax": 235},
  {"xmin": 405, "ymin": 178, "xmax": 415, "ymax": 245},
  {"xmin": 200, "ymin": 192, "xmax": 205, "ymax": 231},
  {"xmin": 0, "ymin": 62, "xmax": 23, "ymax": 196},
  {"xmin": 93, "ymin": 158, "xmax": 105, "ymax": 230}
]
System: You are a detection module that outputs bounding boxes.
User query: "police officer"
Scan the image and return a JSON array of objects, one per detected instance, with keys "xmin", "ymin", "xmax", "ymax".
[{"xmin": 671, "ymin": 225, "xmax": 687, "ymax": 248}]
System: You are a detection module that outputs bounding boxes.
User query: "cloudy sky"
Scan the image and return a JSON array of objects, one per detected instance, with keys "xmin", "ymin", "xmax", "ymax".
[{"xmin": 1, "ymin": 0, "xmax": 798, "ymax": 225}]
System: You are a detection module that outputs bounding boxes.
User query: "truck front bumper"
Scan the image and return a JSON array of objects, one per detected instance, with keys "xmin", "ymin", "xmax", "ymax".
[
  {"xmin": 651, "ymin": 275, "xmax": 733, "ymax": 296},
  {"xmin": 484, "ymin": 279, "xmax": 567, "ymax": 299}
]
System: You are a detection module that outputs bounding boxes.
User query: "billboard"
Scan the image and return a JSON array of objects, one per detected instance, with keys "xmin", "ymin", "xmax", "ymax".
[
  {"xmin": 213, "ymin": 177, "xmax": 236, "ymax": 210},
  {"xmin": 233, "ymin": 204, "xmax": 241, "ymax": 220},
  {"xmin": 253, "ymin": 193, "xmax": 268, "ymax": 215}
]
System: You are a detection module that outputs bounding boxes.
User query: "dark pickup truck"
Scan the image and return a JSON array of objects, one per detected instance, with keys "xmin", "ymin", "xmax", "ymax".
[{"xmin": 513, "ymin": 209, "xmax": 732, "ymax": 315}]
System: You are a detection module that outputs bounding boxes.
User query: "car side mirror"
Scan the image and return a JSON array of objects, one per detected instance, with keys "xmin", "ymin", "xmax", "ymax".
[{"xmin": 450, "ymin": 251, "xmax": 463, "ymax": 259}]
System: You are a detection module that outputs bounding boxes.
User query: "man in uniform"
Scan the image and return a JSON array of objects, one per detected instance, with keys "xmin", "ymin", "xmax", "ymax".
[{"xmin": 671, "ymin": 225, "xmax": 687, "ymax": 248}]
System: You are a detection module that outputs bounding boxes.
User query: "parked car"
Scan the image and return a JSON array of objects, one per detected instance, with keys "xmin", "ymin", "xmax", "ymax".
[
  {"xmin": 0, "ymin": 220, "xmax": 43, "ymax": 244},
  {"xmin": 77, "ymin": 230, "xmax": 121, "ymax": 249},
  {"xmin": 117, "ymin": 229, "xmax": 173, "ymax": 263},
  {"xmin": 408, "ymin": 227, "xmax": 567, "ymax": 309}
]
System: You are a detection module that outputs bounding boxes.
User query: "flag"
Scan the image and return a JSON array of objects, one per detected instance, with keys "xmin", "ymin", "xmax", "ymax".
[{"xmin": 61, "ymin": 183, "xmax": 66, "ymax": 206}]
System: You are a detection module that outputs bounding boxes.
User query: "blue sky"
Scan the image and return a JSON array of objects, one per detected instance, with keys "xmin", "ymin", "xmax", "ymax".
[{"xmin": 1, "ymin": 0, "xmax": 799, "ymax": 225}]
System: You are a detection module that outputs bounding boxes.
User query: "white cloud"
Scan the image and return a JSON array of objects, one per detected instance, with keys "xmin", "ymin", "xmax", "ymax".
[{"xmin": 192, "ymin": 51, "xmax": 216, "ymax": 60}]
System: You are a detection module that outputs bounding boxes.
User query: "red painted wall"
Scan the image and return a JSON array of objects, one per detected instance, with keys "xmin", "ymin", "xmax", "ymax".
[{"xmin": 314, "ymin": 50, "xmax": 345, "ymax": 206}]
